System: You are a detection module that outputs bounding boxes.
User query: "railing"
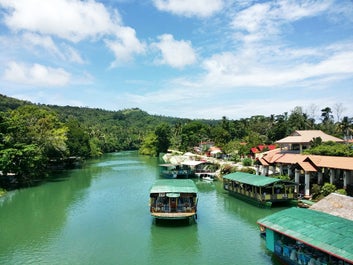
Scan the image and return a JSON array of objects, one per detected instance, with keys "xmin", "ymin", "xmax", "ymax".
[{"xmin": 152, "ymin": 204, "xmax": 195, "ymax": 213}]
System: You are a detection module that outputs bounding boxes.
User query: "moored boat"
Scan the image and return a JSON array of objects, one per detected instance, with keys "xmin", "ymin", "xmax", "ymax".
[
  {"xmin": 257, "ymin": 207, "xmax": 353, "ymax": 265},
  {"xmin": 223, "ymin": 172, "xmax": 298, "ymax": 207},
  {"xmin": 149, "ymin": 179, "xmax": 198, "ymax": 222}
]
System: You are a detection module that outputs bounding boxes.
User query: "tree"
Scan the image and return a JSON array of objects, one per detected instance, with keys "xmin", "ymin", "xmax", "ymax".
[
  {"xmin": 320, "ymin": 107, "xmax": 335, "ymax": 135},
  {"xmin": 0, "ymin": 144, "xmax": 45, "ymax": 186},
  {"xmin": 288, "ymin": 106, "xmax": 313, "ymax": 131},
  {"xmin": 179, "ymin": 121, "xmax": 210, "ymax": 151},
  {"xmin": 336, "ymin": 116, "xmax": 353, "ymax": 140},
  {"xmin": 154, "ymin": 123, "xmax": 171, "ymax": 154},
  {"xmin": 139, "ymin": 132, "xmax": 158, "ymax": 156},
  {"xmin": 321, "ymin": 107, "xmax": 334, "ymax": 124},
  {"xmin": 65, "ymin": 117, "xmax": 91, "ymax": 157},
  {"xmin": 9, "ymin": 105, "xmax": 68, "ymax": 159}
]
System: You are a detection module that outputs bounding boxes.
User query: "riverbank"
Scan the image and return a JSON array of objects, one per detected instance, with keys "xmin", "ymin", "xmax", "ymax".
[{"xmin": 161, "ymin": 151, "xmax": 256, "ymax": 180}]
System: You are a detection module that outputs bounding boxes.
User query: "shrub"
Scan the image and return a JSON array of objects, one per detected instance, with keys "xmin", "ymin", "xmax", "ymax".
[
  {"xmin": 311, "ymin": 184, "xmax": 321, "ymax": 200},
  {"xmin": 335, "ymin": 189, "xmax": 347, "ymax": 195},
  {"xmin": 321, "ymin": 183, "xmax": 336, "ymax": 196},
  {"xmin": 242, "ymin": 157, "xmax": 252, "ymax": 166}
]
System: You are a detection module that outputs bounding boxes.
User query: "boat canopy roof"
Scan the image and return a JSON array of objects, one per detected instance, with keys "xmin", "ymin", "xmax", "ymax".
[
  {"xmin": 223, "ymin": 172, "xmax": 296, "ymax": 187},
  {"xmin": 150, "ymin": 179, "xmax": 198, "ymax": 194},
  {"xmin": 257, "ymin": 207, "xmax": 353, "ymax": 263}
]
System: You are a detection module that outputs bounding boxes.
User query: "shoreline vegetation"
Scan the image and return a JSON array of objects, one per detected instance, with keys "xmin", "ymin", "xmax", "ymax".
[{"xmin": 1, "ymin": 93, "xmax": 352, "ymax": 193}]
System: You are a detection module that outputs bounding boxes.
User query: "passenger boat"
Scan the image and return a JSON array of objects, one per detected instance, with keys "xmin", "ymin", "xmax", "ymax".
[
  {"xmin": 223, "ymin": 172, "xmax": 298, "ymax": 207},
  {"xmin": 257, "ymin": 207, "xmax": 353, "ymax": 265},
  {"xmin": 158, "ymin": 164, "xmax": 194, "ymax": 179},
  {"xmin": 149, "ymin": 179, "xmax": 198, "ymax": 221},
  {"xmin": 159, "ymin": 164, "xmax": 178, "ymax": 178}
]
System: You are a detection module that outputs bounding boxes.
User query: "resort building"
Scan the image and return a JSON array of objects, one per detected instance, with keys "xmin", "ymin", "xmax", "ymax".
[
  {"xmin": 275, "ymin": 130, "xmax": 344, "ymax": 154},
  {"xmin": 256, "ymin": 130, "xmax": 353, "ymax": 197}
]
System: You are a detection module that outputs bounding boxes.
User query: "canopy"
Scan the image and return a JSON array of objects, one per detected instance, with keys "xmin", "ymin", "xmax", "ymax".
[
  {"xmin": 150, "ymin": 179, "xmax": 198, "ymax": 194},
  {"xmin": 257, "ymin": 207, "xmax": 353, "ymax": 263},
  {"xmin": 223, "ymin": 172, "xmax": 294, "ymax": 187}
]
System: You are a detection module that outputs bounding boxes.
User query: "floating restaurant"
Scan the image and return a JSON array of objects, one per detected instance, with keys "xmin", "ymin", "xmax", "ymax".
[
  {"xmin": 149, "ymin": 179, "xmax": 198, "ymax": 222},
  {"xmin": 223, "ymin": 172, "xmax": 298, "ymax": 207},
  {"xmin": 257, "ymin": 207, "xmax": 353, "ymax": 265}
]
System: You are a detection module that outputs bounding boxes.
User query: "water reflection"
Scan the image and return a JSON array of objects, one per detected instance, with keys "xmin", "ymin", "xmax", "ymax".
[
  {"xmin": 0, "ymin": 167, "xmax": 93, "ymax": 258},
  {"xmin": 149, "ymin": 218, "xmax": 200, "ymax": 265}
]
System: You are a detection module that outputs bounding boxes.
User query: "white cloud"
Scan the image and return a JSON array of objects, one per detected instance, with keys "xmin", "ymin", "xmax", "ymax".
[
  {"xmin": 3, "ymin": 61, "xmax": 71, "ymax": 87},
  {"xmin": 231, "ymin": 0, "xmax": 332, "ymax": 43},
  {"xmin": 105, "ymin": 26, "xmax": 146, "ymax": 66},
  {"xmin": 200, "ymin": 47, "xmax": 353, "ymax": 89},
  {"xmin": 152, "ymin": 34, "xmax": 197, "ymax": 68},
  {"xmin": 22, "ymin": 33, "xmax": 85, "ymax": 64},
  {"xmin": 153, "ymin": 0, "xmax": 224, "ymax": 17},
  {"xmin": 0, "ymin": 0, "xmax": 115, "ymax": 42},
  {"xmin": 0, "ymin": 0, "xmax": 145, "ymax": 65},
  {"xmin": 22, "ymin": 33, "xmax": 62, "ymax": 58}
]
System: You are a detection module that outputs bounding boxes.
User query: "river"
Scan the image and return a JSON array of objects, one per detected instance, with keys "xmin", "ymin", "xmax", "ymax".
[{"xmin": 0, "ymin": 151, "xmax": 284, "ymax": 265}]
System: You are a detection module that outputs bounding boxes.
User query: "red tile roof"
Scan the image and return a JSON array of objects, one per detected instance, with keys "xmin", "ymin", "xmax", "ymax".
[{"xmin": 258, "ymin": 152, "xmax": 353, "ymax": 171}]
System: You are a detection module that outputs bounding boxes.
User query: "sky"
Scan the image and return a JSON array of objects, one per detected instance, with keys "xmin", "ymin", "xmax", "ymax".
[{"xmin": 0, "ymin": 0, "xmax": 353, "ymax": 120}]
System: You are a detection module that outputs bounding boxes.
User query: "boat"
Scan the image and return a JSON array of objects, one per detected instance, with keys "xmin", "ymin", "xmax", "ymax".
[
  {"xmin": 223, "ymin": 172, "xmax": 298, "ymax": 207},
  {"xmin": 257, "ymin": 207, "xmax": 353, "ymax": 265},
  {"xmin": 149, "ymin": 179, "xmax": 198, "ymax": 222},
  {"xmin": 158, "ymin": 163, "xmax": 194, "ymax": 179},
  {"xmin": 159, "ymin": 164, "xmax": 178, "ymax": 178}
]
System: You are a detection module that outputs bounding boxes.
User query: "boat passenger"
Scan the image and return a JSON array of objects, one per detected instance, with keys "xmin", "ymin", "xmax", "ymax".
[{"xmin": 290, "ymin": 247, "xmax": 298, "ymax": 262}]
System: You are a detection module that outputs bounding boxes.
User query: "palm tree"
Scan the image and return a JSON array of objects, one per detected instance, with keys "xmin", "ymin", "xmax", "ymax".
[{"xmin": 336, "ymin": 116, "xmax": 353, "ymax": 140}]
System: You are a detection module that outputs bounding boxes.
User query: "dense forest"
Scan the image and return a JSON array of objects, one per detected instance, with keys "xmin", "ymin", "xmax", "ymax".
[{"xmin": 0, "ymin": 94, "xmax": 352, "ymax": 190}]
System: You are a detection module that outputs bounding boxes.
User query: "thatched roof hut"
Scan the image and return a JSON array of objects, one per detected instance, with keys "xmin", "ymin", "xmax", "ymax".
[{"xmin": 310, "ymin": 193, "xmax": 353, "ymax": 221}]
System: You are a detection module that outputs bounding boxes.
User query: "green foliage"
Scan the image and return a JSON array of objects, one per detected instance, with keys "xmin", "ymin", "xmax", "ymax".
[
  {"xmin": 8, "ymin": 105, "xmax": 69, "ymax": 158},
  {"xmin": 310, "ymin": 137, "xmax": 322, "ymax": 148},
  {"xmin": 139, "ymin": 132, "xmax": 158, "ymax": 156},
  {"xmin": 335, "ymin": 189, "xmax": 347, "ymax": 195},
  {"xmin": 0, "ymin": 144, "xmax": 46, "ymax": 186},
  {"xmin": 304, "ymin": 142, "xmax": 353, "ymax": 157},
  {"xmin": 65, "ymin": 117, "xmax": 90, "ymax": 157},
  {"xmin": 321, "ymin": 182, "xmax": 336, "ymax": 196},
  {"xmin": 1, "ymin": 94, "xmax": 353, "ymax": 190},
  {"xmin": 179, "ymin": 121, "xmax": 210, "ymax": 151},
  {"xmin": 154, "ymin": 123, "xmax": 171, "ymax": 154},
  {"xmin": 275, "ymin": 175, "xmax": 291, "ymax": 181},
  {"xmin": 238, "ymin": 167, "xmax": 256, "ymax": 174},
  {"xmin": 242, "ymin": 157, "xmax": 253, "ymax": 166},
  {"xmin": 310, "ymin": 184, "xmax": 322, "ymax": 200}
]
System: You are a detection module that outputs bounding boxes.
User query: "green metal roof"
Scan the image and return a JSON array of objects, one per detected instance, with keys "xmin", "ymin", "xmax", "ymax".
[
  {"xmin": 150, "ymin": 179, "xmax": 198, "ymax": 194},
  {"xmin": 223, "ymin": 172, "xmax": 286, "ymax": 187},
  {"xmin": 257, "ymin": 207, "xmax": 353, "ymax": 263}
]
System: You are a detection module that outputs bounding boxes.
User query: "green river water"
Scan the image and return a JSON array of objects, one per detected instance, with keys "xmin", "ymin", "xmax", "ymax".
[{"xmin": 0, "ymin": 151, "xmax": 284, "ymax": 265}]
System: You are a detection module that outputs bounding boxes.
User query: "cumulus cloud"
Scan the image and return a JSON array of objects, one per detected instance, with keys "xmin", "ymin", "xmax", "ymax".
[
  {"xmin": 3, "ymin": 61, "xmax": 71, "ymax": 87},
  {"xmin": 105, "ymin": 26, "xmax": 146, "ymax": 66},
  {"xmin": 0, "ymin": 0, "xmax": 144, "ymax": 65},
  {"xmin": 231, "ymin": 0, "xmax": 331, "ymax": 43},
  {"xmin": 153, "ymin": 0, "xmax": 224, "ymax": 17},
  {"xmin": 152, "ymin": 34, "xmax": 197, "ymax": 68},
  {"xmin": 200, "ymin": 47, "xmax": 353, "ymax": 88},
  {"xmin": 22, "ymin": 33, "xmax": 85, "ymax": 64},
  {"xmin": 0, "ymin": 0, "xmax": 114, "ymax": 42}
]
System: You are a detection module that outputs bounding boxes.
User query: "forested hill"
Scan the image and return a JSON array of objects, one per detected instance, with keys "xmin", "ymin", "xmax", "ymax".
[
  {"xmin": 0, "ymin": 93, "xmax": 194, "ymax": 153},
  {"xmin": 0, "ymin": 93, "xmax": 197, "ymax": 187},
  {"xmin": 1, "ymin": 93, "xmax": 352, "ymax": 188}
]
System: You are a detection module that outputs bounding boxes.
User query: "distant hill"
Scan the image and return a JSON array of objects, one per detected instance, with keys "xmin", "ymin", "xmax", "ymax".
[{"xmin": 0, "ymin": 94, "xmax": 32, "ymax": 111}]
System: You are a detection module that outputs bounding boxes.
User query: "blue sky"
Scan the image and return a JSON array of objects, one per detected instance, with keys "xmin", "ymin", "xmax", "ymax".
[{"xmin": 0, "ymin": 0, "xmax": 353, "ymax": 120}]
